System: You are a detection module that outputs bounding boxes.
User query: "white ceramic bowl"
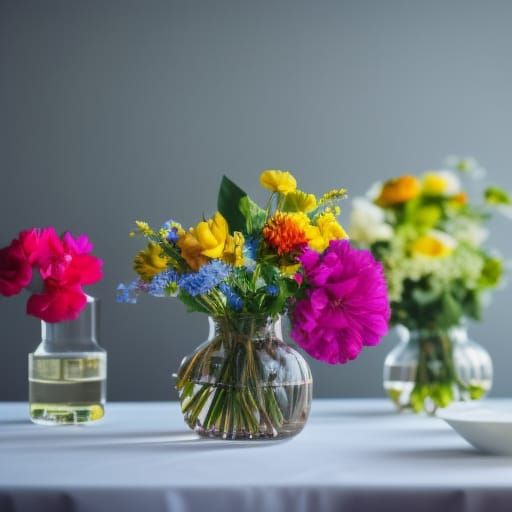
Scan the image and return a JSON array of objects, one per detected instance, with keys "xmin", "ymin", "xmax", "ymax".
[{"xmin": 438, "ymin": 402, "xmax": 512, "ymax": 455}]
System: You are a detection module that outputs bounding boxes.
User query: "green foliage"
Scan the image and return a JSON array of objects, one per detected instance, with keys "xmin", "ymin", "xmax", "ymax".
[
  {"xmin": 239, "ymin": 196, "xmax": 266, "ymax": 235},
  {"xmin": 485, "ymin": 186, "xmax": 511, "ymax": 206},
  {"xmin": 178, "ymin": 291, "xmax": 210, "ymax": 314},
  {"xmin": 479, "ymin": 257, "xmax": 503, "ymax": 288},
  {"xmin": 217, "ymin": 175, "xmax": 248, "ymax": 234}
]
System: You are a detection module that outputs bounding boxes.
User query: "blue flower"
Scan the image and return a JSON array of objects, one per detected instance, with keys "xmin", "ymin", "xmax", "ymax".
[
  {"xmin": 266, "ymin": 284, "xmax": 279, "ymax": 297},
  {"xmin": 116, "ymin": 281, "xmax": 143, "ymax": 304},
  {"xmin": 161, "ymin": 220, "xmax": 181, "ymax": 244},
  {"xmin": 244, "ymin": 236, "xmax": 259, "ymax": 260},
  {"xmin": 178, "ymin": 261, "xmax": 231, "ymax": 297},
  {"xmin": 219, "ymin": 283, "xmax": 244, "ymax": 311},
  {"xmin": 166, "ymin": 228, "xmax": 180, "ymax": 244},
  {"xmin": 149, "ymin": 269, "xmax": 179, "ymax": 297}
]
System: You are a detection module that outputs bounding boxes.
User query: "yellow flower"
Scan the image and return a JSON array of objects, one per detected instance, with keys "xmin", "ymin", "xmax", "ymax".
[
  {"xmin": 260, "ymin": 169, "xmax": 297, "ymax": 194},
  {"xmin": 177, "ymin": 212, "xmax": 229, "ymax": 271},
  {"xmin": 134, "ymin": 220, "xmax": 154, "ymax": 237},
  {"xmin": 222, "ymin": 232, "xmax": 245, "ymax": 267},
  {"xmin": 309, "ymin": 212, "xmax": 348, "ymax": 252},
  {"xmin": 410, "ymin": 231, "xmax": 456, "ymax": 258},
  {"xmin": 422, "ymin": 171, "xmax": 460, "ymax": 197},
  {"xmin": 318, "ymin": 188, "xmax": 348, "ymax": 205},
  {"xmin": 133, "ymin": 243, "xmax": 169, "ymax": 281},
  {"xmin": 281, "ymin": 263, "xmax": 300, "ymax": 275},
  {"xmin": 377, "ymin": 175, "xmax": 422, "ymax": 207},
  {"xmin": 283, "ymin": 190, "xmax": 317, "ymax": 213}
]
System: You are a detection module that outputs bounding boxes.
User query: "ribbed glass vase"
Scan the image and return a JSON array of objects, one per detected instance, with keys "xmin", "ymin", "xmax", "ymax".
[
  {"xmin": 383, "ymin": 323, "xmax": 492, "ymax": 413},
  {"xmin": 176, "ymin": 314, "xmax": 312, "ymax": 440}
]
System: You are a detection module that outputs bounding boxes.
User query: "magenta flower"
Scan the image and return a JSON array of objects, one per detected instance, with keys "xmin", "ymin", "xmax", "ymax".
[
  {"xmin": 0, "ymin": 227, "xmax": 103, "ymax": 322},
  {"xmin": 290, "ymin": 240, "xmax": 390, "ymax": 364},
  {"xmin": 0, "ymin": 239, "xmax": 33, "ymax": 296}
]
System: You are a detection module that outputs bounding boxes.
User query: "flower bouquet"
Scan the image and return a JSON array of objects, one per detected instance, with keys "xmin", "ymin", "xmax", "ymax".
[
  {"xmin": 350, "ymin": 158, "xmax": 510, "ymax": 413},
  {"xmin": 119, "ymin": 170, "xmax": 390, "ymax": 440}
]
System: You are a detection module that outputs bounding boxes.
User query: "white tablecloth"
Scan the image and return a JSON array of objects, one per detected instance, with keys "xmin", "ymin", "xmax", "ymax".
[{"xmin": 1, "ymin": 399, "xmax": 512, "ymax": 512}]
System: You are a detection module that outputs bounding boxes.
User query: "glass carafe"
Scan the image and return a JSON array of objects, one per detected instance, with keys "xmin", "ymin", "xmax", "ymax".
[{"xmin": 28, "ymin": 295, "xmax": 107, "ymax": 425}]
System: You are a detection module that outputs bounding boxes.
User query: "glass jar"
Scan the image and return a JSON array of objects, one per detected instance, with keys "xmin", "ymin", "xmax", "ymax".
[
  {"xmin": 383, "ymin": 324, "xmax": 492, "ymax": 413},
  {"xmin": 175, "ymin": 314, "xmax": 313, "ymax": 440},
  {"xmin": 28, "ymin": 295, "xmax": 107, "ymax": 425}
]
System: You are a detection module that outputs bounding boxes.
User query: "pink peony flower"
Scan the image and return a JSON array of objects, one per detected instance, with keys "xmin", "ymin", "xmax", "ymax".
[
  {"xmin": 0, "ymin": 239, "xmax": 33, "ymax": 296},
  {"xmin": 290, "ymin": 240, "xmax": 390, "ymax": 364}
]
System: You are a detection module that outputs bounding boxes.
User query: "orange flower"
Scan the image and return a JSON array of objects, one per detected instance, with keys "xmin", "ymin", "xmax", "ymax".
[
  {"xmin": 451, "ymin": 192, "xmax": 468, "ymax": 205},
  {"xmin": 263, "ymin": 212, "xmax": 308, "ymax": 255},
  {"xmin": 376, "ymin": 175, "xmax": 421, "ymax": 207}
]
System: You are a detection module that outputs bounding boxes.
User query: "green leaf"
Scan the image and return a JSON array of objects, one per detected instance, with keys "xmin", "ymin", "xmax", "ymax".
[
  {"xmin": 178, "ymin": 291, "xmax": 210, "ymax": 314},
  {"xmin": 485, "ymin": 186, "xmax": 512, "ymax": 206},
  {"xmin": 478, "ymin": 256, "xmax": 503, "ymax": 288},
  {"xmin": 436, "ymin": 291, "xmax": 462, "ymax": 329},
  {"xmin": 239, "ymin": 196, "xmax": 266, "ymax": 234},
  {"xmin": 217, "ymin": 175, "xmax": 247, "ymax": 234}
]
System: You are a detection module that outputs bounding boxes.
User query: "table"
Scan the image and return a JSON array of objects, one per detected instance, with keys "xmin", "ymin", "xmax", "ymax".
[{"xmin": 1, "ymin": 400, "xmax": 512, "ymax": 512}]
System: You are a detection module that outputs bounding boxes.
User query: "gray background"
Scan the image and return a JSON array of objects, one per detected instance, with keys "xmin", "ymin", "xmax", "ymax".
[{"xmin": 1, "ymin": 0, "xmax": 512, "ymax": 401}]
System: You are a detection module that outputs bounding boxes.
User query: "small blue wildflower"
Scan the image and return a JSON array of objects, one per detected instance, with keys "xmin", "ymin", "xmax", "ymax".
[
  {"xmin": 116, "ymin": 281, "xmax": 143, "ymax": 304},
  {"xmin": 161, "ymin": 220, "xmax": 174, "ymax": 230},
  {"xmin": 266, "ymin": 284, "xmax": 279, "ymax": 297},
  {"xmin": 219, "ymin": 283, "xmax": 244, "ymax": 311},
  {"xmin": 149, "ymin": 269, "xmax": 179, "ymax": 297},
  {"xmin": 178, "ymin": 260, "xmax": 231, "ymax": 297},
  {"xmin": 166, "ymin": 228, "xmax": 179, "ymax": 244},
  {"xmin": 244, "ymin": 236, "xmax": 259, "ymax": 260}
]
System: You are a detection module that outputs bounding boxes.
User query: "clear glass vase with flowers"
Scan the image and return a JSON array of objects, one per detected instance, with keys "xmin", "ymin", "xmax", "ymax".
[{"xmin": 118, "ymin": 169, "xmax": 391, "ymax": 440}]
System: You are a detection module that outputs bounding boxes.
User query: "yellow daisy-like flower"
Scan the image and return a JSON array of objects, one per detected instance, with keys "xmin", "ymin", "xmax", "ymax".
[
  {"xmin": 309, "ymin": 212, "xmax": 348, "ymax": 252},
  {"xmin": 422, "ymin": 171, "xmax": 460, "ymax": 197},
  {"xmin": 377, "ymin": 175, "xmax": 422, "ymax": 207},
  {"xmin": 260, "ymin": 169, "xmax": 297, "ymax": 195},
  {"xmin": 283, "ymin": 190, "xmax": 318, "ymax": 213},
  {"xmin": 133, "ymin": 243, "xmax": 169, "ymax": 281},
  {"xmin": 410, "ymin": 231, "xmax": 456, "ymax": 259},
  {"xmin": 222, "ymin": 231, "xmax": 245, "ymax": 267},
  {"xmin": 177, "ymin": 212, "xmax": 229, "ymax": 271}
]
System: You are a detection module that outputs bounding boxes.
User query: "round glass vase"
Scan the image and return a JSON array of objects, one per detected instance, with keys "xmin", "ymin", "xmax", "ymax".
[
  {"xmin": 28, "ymin": 296, "xmax": 107, "ymax": 425},
  {"xmin": 383, "ymin": 323, "xmax": 492, "ymax": 414},
  {"xmin": 175, "ymin": 314, "xmax": 313, "ymax": 440}
]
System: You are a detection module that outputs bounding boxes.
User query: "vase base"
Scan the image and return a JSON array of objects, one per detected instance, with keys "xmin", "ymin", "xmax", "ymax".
[
  {"xmin": 29, "ymin": 403, "xmax": 105, "ymax": 425},
  {"xmin": 191, "ymin": 422, "xmax": 307, "ymax": 441}
]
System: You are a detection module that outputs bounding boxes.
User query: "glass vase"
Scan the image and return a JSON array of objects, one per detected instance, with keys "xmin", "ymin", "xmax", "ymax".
[
  {"xmin": 175, "ymin": 314, "xmax": 313, "ymax": 440},
  {"xmin": 28, "ymin": 295, "xmax": 107, "ymax": 425},
  {"xmin": 383, "ymin": 324, "xmax": 492, "ymax": 413}
]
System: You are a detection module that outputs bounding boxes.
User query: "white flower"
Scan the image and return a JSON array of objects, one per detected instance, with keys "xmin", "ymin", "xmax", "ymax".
[
  {"xmin": 349, "ymin": 198, "xmax": 393, "ymax": 245},
  {"xmin": 447, "ymin": 217, "xmax": 489, "ymax": 247},
  {"xmin": 422, "ymin": 170, "xmax": 461, "ymax": 197},
  {"xmin": 444, "ymin": 155, "xmax": 487, "ymax": 180}
]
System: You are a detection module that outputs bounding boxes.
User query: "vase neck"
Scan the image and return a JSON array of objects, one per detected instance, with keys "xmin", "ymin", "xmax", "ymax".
[
  {"xmin": 37, "ymin": 295, "xmax": 102, "ymax": 353},
  {"xmin": 209, "ymin": 315, "xmax": 283, "ymax": 341},
  {"xmin": 397, "ymin": 323, "xmax": 468, "ymax": 344}
]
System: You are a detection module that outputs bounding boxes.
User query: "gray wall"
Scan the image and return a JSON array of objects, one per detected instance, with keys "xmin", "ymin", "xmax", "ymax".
[{"xmin": 1, "ymin": 0, "xmax": 512, "ymax": 401}]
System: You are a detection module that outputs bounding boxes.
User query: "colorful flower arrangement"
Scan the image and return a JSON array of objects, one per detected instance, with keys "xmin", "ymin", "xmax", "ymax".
[
  {"xmin": 118, "ymin": 170, "xmax": 390, "ymax": 438},
  {"xmin": 349, "ymin": 157, "xmax": 510, "ymax": 411},
  {"xmin": 0, "ymin": 228, "xmax": 103, "ymax": 322},
  {"xmin": 118, "ymin": 170, "xmax": 390, "ymax": 364}
]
